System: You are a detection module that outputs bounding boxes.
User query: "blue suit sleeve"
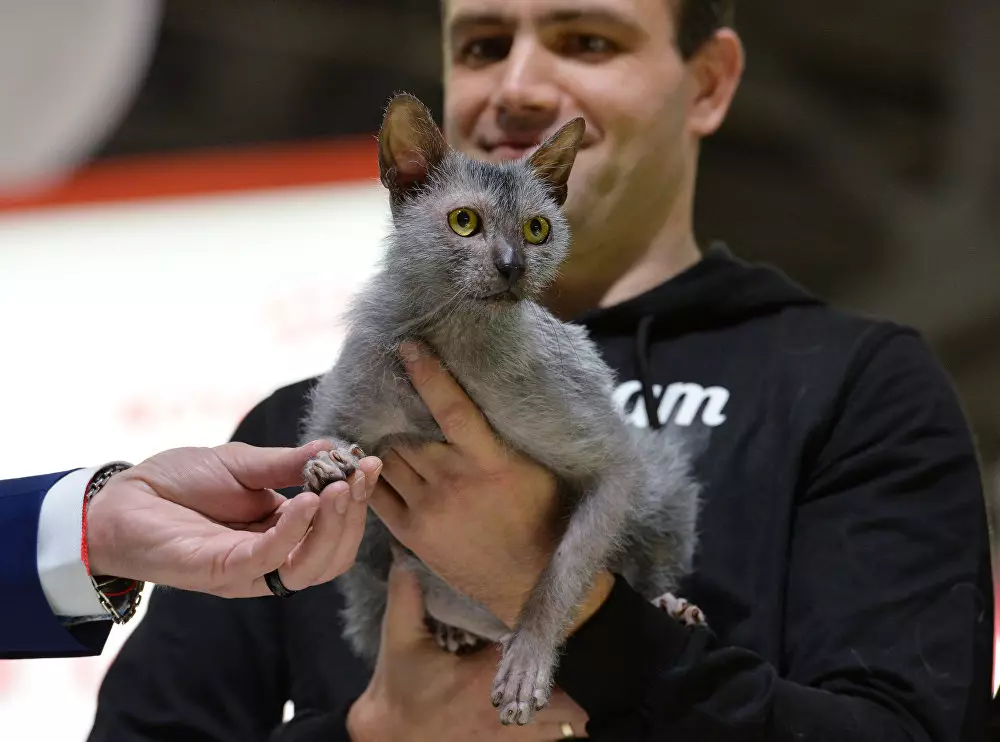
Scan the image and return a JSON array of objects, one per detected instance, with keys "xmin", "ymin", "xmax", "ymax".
[{"xmin": 0, "ymin": 471, "xmax": 113, "ymax": 659}]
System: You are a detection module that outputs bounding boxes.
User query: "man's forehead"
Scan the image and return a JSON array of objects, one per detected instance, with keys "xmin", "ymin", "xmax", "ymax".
[{"xmin": 444, "ymin": 0, "xmax": 648, "ymax": 27}]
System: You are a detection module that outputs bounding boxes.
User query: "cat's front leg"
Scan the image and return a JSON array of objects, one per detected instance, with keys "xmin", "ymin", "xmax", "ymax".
[
  {"xmin": 492, "ymin": 471, "xmax": 636, "ymax": 726},
  {"xmin": 302, "ymin": 439, "xmax": 365, "ymax": 493}
]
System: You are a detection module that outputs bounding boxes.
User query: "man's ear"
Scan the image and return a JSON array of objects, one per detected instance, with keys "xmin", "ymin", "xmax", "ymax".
[
  {"xmin": 526, "ymin": 118, "xmax": 586, "ymax": 206},
  {"xmin": 687, "ymin": 29, "xmax": 744, "ymax": 138},
  {"xmin": 378, "ymin": 93, "xmax": 448, "ymax": 201}
]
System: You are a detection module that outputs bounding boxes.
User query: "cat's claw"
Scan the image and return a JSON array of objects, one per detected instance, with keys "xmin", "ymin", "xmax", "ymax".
[
  {"xmin": 491, "ymin": 633, "xmax": 553, "ymax": 725},
  {"xmin": 426, "ymin": 616, "xmax": 488, "ymax": 655},
  {"xmin": 652, "ymin": 591, "xmax": 707, "ymax": 627},
  {"xmin": 302, "ymin": 445, "xmax": 364, "ymax": 493}
]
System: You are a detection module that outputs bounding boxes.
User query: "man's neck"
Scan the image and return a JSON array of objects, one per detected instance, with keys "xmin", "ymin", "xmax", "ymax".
[{"xmin": 543, "ymin": 228, "xmax": 702, "ymax": 321}]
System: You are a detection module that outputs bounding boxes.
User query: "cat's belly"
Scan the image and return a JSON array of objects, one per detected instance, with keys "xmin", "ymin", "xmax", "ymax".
[{"xmin": 405, "ymin": 555, "xmax": 510, "ymax": 641}]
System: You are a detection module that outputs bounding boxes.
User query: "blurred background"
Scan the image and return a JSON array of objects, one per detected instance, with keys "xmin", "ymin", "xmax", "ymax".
[{"xmin": 0, "ymin": 1, "xmax": 997, "ymax": 738}]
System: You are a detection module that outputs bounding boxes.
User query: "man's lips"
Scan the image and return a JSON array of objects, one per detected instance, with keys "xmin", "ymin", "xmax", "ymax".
[{"xmin": 489, "ymin": 143, "xmax": 536, "ymax": 160}]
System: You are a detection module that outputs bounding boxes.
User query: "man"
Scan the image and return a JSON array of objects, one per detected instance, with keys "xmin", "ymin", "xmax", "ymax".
[
  {"xmin": 89, "ymin": 1, "xmax": 995, "ymax": 740},
  {"xmin": 1, "ymin": 440, "xmax": 379, "ymax": 659}
]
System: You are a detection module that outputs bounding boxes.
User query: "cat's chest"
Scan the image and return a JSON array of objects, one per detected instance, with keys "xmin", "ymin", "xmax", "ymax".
[
  {"xmin": 354, "ymin": 335, "xmax": 599, "ymax": 471},
  {"xmin": 439, "ymin": 359, "xmax": 564, "ymax": 452}
]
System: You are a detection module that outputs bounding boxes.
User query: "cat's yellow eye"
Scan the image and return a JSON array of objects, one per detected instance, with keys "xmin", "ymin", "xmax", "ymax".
[
  {"xmin": 448, "ymin": 208, "xmax": 480, "ymax": 237},
  {"xmin": 523, "ymin": 216, "xmax": 551, "ymax": 245}
]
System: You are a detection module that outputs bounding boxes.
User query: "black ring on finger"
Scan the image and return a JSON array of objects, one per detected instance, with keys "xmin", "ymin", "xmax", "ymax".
[{"xmin": 265, "ymin": 569, "xmax": 296, "ymax": 597}]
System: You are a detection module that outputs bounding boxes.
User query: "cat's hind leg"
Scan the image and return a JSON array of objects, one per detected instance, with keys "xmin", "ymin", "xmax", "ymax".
[
  {"xmin": 651, "ymin": 591, "xmax": 708, "ymax": 627},
  {"xmin": 492, "ymin": 470, "xmax": 636, "ymax": 726},
  {"xmin": 424, "ymin": 614, "xmax": 490, "ymax": 655}
]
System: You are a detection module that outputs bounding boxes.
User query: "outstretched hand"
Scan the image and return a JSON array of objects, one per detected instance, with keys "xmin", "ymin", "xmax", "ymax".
[{"xmin": 86, "ymin": 440, "xmax": 382, "ymax": 598}]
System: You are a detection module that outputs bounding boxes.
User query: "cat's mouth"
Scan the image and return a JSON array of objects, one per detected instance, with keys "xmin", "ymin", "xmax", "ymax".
[{"xmin": 478, "ymin": 289, "xmax": 520, "ymax": 304}]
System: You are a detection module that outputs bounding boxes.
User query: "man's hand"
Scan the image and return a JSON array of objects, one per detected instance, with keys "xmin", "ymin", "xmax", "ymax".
[
  {"xmin": 371, "ymin": 341, "xmax": 612, "ymax": 629},
  {"xmin": 86, "ymin": 440, "xmax": 382, "ymax": 598},
  {"xmin": 346, "ymin": 562, "xmax": 589, "ymax": 741}
]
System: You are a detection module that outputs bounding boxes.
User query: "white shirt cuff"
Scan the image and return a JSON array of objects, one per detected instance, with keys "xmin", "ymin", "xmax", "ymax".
[{"xmin": 36, "ymin": 466, "xmax": 109, "ymax": 621}]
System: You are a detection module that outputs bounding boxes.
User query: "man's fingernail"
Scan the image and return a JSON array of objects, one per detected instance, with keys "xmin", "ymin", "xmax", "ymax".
[
  {"xmin": 334, "ymin": 490, "xmax": 350, "ymax": 514},
  {"xmin": 373, "ymin": 462, "xmax": 383, "ymax": 478},
  {"xmin": 399, "ymin": 341, "xmax": 420, "ymax": 365}
]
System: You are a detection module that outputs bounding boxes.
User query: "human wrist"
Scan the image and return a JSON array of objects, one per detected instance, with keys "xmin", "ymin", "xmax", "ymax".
[
  {"xmin": 345, "ymin": 688, "xmax": 392, "ymax": 742},
  {"xmin": 84, "ymin": 466, "xmax": 133, "ymax": 579},
  {"xmin": 568, "ymin": 570, "xmax": 615, "ymax": 634},
  {"xmin": 84, "ymin": 483, "xmax": 118, "ymax": 578}
]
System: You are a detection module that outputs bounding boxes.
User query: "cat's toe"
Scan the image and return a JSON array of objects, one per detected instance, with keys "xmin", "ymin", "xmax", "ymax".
[
  {"xmin": 302, "ymin": 450, "xmax": 351, "ymax": 493},
  {"xmin": 426, "ymin": 617, "xmax": 488, "ymax": 655},
  {"xmin": 491, "ymin": 633, "xmax": 553, "ymax": 725},
  {"xmin": 330, "ymin": 448, "xmax": 360, "ymax": 477},
  {"xmin": 499, "ymin": 701, "xmax": 532, "ymax": 726},
  {"xmin": 653, "ymin": 591, "xmax": 708, "ymax": 627}
]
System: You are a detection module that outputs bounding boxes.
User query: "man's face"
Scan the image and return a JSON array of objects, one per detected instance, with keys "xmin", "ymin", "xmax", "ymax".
[{"xmin": 442, "ymin": 0, "xmax": 695, "ymax": 235}]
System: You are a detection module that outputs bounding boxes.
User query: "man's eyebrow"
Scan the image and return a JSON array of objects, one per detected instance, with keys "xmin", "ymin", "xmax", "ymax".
[
  {"xmin": 447, "ymin": 8, "xmax": 643, "ymax": 37},
  {"xmin": 448, "ymin": 12, "xmax": 511, "ymax": 39},
  {"xmin": 540, "ymin": 8, "xmax": 642, "ymax": 31}
]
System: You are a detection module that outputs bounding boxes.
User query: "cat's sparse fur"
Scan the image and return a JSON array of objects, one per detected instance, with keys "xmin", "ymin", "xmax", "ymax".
[{"xmin": 300, "ymin": 93, "xmax": 702, "ymax": 726}]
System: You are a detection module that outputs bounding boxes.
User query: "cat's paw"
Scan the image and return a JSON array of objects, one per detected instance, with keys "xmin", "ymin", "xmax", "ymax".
[
  {"xmin": 302, "ymin": 444, "xmax": 364, "ymax": 493},
  {"xmin": 491, "ymin": 632, "xmax": 554, "ymax": 726},
  {"xmin": 652, "ymin": 591, "xmax": 707, "ymax": 627},
  {"xmin": 425, "ymin": 616, "xmax": 488, "ymax": 655}
]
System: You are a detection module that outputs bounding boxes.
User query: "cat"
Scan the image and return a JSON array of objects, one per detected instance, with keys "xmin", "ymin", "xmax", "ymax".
[{"xmin": 299, "ymin": 92, "xmax": 703, "ymax": 726}]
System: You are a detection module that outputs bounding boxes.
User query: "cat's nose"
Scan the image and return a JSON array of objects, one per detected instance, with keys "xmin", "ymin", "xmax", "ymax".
[{"xmin": 493, "ymin": 241, "xmax": 526, "ymax": 290}]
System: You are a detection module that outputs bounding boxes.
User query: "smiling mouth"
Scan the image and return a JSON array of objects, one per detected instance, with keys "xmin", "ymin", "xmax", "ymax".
[
  {"xmin": 488, "ymin": 143, "xmax": 538, "ymax": 160},
  {"xmin": 485, "ymin": 136, "xmax": 592, "ymax": 161}
]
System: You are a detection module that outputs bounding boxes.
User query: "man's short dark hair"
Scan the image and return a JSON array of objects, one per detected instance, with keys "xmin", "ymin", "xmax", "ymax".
[{"xmin": 675, "ymin": 0, "xmax": 735, "ymax": 59}]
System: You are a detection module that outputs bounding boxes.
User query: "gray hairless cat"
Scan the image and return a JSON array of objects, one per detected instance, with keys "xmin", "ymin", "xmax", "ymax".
[{"xmin": 299, "ymin": 93, "xmax": 703, "ymax": 726}]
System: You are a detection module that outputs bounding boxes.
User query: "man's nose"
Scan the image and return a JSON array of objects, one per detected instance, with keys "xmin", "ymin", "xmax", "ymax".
[
  {"xmin": 493, "ymin": 239, "xmax": 526, "ymax": 290},
  {"xmin": 493, "ymin": 38, "xmax": 560, "ymax": 130}
]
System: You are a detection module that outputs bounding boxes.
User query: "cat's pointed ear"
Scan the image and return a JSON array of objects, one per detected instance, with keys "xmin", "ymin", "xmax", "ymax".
[
  {"xmin": 378, "ymin": 93, "xmax": 448, "ymax": 202},
  {"xmin": 526, "ymin": 117, "xmax": 586, "ymax": 206}
]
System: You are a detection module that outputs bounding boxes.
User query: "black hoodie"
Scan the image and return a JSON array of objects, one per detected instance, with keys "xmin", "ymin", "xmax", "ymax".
[{"xmin": 89, "ymin": 246, "xmax": 994, "ymax": 742}]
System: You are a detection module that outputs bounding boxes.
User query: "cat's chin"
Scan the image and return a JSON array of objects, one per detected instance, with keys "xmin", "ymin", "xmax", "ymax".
[{"xmin": 479, "ymin": 291, "xmax": 522, "ymax": 309}]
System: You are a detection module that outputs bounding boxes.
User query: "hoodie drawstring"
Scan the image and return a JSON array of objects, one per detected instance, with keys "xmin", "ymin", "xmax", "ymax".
[{"xmin": 635, "ymin": 314, "xmax": 663, "ymax": 430}]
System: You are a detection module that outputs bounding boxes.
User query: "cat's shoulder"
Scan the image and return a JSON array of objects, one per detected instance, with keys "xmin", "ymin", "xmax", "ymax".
[
  {"xmin": 524, "ymin": 305, "xmax": 607, "ymax": 373},
  {"xmin": 528, "ymin": 306, "xmax": 596, "ymax": 346}
]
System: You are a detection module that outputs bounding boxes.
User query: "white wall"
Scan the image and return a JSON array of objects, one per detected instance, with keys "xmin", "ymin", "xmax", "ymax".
[{"xmin": 0, "ymin": 181, "xmax": 390, "ymax": 739}]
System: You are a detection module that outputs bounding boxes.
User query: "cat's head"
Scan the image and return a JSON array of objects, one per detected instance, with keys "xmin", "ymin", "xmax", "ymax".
[{"xmin": 377, "ymin": 93, "xmax": 584, "ymax": 313}]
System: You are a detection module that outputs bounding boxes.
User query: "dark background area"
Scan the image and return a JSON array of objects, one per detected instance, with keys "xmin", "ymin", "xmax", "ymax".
[{"xmin": 95, "ymin": 0, "xmax": 1000, "ymax": 485}]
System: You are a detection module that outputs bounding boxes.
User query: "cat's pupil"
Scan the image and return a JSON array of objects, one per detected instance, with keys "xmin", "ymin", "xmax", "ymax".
[
  {"xmin": 457, "ymin": 211, "xmax": 470, "ymax": 228},
  {"xmin": 530, "ymin": 219, "xmax": 541, "ymax": 235}
]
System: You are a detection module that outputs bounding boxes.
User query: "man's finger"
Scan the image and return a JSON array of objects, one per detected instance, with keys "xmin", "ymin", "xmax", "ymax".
[
  {"xmin": 369, "ymin": 480, "xmax": 410, "ymax": 537},
  {"xmin": 321, "ymin": 493, "xmax": 368, "ymax": 583},
  {"xmin": 381, "ymin": 559, "xmax": 429, "ymax": 650},
  {"xmin": 276, "ymin": 480, "xmax": 351, "ymax": 590},
  {"xmin": 213, "ymin": 439, "xmax": 333, "ymax": 492},
  {"xmin": 357, "ymin": 456, "xmax": 384, "ymax": 498},
  {"xmin": 533, "ymin": 689, "xmax": 590, "ymax": 738},
  {"xmin": 240, "ymin": 492, "xmax": 320, "ymax": 595},
  {"xmin": 381, "ymin": 449, "xmax": 426, "ymax": 505},
  {"xmin": 399, "ymin": 342, "xmax": 497, "ymax": 455}
]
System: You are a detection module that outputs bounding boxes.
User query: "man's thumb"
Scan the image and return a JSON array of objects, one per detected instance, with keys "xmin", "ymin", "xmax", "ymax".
[{"xmin": 381, "ymin": 560, "xmax": 428, "ymax": 649}]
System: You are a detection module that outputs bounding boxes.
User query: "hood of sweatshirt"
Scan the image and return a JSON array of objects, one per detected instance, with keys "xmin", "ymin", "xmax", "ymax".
[{"xmin": 573, "ymin": 243, "xmax": 825, "ymax": 429}]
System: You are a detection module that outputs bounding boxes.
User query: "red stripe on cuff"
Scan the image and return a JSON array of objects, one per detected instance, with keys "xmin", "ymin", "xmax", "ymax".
[{"xmin": 81, "ymin": 477, "xmax": 92, "ymax": 577}]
